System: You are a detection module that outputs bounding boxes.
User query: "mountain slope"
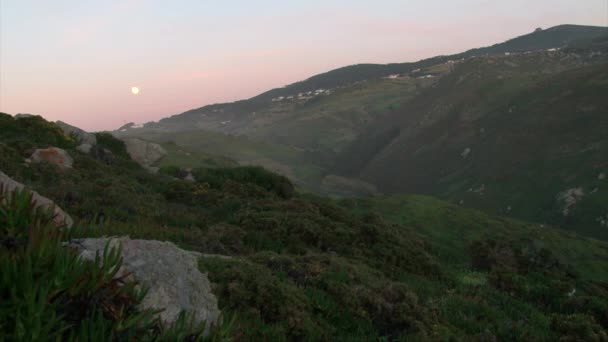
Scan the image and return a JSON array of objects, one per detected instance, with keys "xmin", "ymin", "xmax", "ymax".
[
  {"xmin": 338, "ymin": 44, "xmax": 608, "ymax": 239},
  {"xmin": 123, "ymin": 25, "xmax": 608, "ymax": 139},
  {"xmin": 4, "ymin": 113, "xmax": 608, "ymax": 340},
  {"xmin": 116, "ymin": 24, "xmax": 608, "ymax": 239},
  {"xmin": 252, "ymin": 24, "xmax": 608, "ymax": 102}
]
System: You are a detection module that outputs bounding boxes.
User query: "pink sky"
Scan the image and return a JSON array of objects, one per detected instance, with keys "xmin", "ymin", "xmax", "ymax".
[{"xmin": 0, "ymin": 0, "xmax": 606, "ymax": 131}]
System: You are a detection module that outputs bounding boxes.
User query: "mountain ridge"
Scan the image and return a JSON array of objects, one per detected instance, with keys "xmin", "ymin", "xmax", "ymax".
[
  {"xmin": 128, "ymin": 23, "xmax": 608, "ymax": 130},
  {"xmin": 115, "ymin": 24, "xmax": 608, "ymax": 241}
]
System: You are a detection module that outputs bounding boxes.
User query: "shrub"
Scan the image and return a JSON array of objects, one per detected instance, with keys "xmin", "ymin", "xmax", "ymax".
[
  {"xmin": 0, "ymin": 188, "xmax": 216, "ymax": 341},
  {"xmin": 193, "ymin": 166, "xmax": 294, "ymax": 199},
  {"xmin": 551, "ymin": 314, "xmax": 608, "ymax": 341},
  {"xmin": 0, "ymin": 113, "xmax": 76, "ymax": 153},
  {"xmin": 95, "ymin": 133, "xmax": 131, "ymax": 160}
]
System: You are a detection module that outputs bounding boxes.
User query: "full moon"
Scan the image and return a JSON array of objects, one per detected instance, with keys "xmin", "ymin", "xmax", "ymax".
[{"xmin": 131, "ymin": 86, "xmax": 140, "ymax": 95}]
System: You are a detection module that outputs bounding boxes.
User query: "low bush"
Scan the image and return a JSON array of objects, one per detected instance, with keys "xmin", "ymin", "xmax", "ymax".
[
  {"xmin": 0, "ymin": 188, "xmax": 218, "ymax": 341},
  {"xmin": 193, "ymin": 166, "xmax": 294, "ymax": 199}
]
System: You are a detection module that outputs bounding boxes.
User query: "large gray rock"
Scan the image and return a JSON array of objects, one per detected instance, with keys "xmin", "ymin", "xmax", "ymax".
[
  {"xmin": 56, "ymin": 120, "xmax": 97, "ymax": 148},
  {"xmin": 30, "ymin": 147, "xmax": 74, "ymax": 170},
  {"xmin": 70, "ymin": 237, "xmax": 220, "ymax": 329},
  {"xmin": 0, "ymin": 170, "xmax": 74, "ymax": 228},
  {"xmin": 122, "ymin": 138, "xmax": 167, "ymax": 168}
]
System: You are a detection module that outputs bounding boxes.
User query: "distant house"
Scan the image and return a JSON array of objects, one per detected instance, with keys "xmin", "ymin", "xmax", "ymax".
[{"xmin": 384, "ymin": 74, "xmax": 401, "ymax": 79}]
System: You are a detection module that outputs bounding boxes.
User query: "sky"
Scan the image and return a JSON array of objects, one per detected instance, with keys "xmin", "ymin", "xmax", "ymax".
[{"xmin": 0, "ymin": 0, "xmax": 606, "ymax": 131}]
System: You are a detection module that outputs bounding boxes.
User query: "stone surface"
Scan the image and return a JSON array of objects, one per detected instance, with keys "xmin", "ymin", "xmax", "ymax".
[
  {"xmin": 69, "ymin": 237, "xmax": 220, "ymax": 328},
  {"xmin": 461, "ymin": 147, "xmax": 472, "ymax": 158},
  {"xmin": 557, "ymin": 187, "xmax": 585, "ymax": 216},
  {"xmin": 184, "ymin": 172, "xmax": 196, "ymax": 182},
  {"xmin": 56, "ymin": 120, "xmax": 97, "ymax": 146},
  {"xmin": 177, "ymin": 168, "xmax": 196, "ymax": 182},
  {"xmin": 30, "ymin": 147, "xmax": 74, "ymax": 170},
  {"xmin": 0, "ymin": 170, "xmax": 74, "ymax": 228},
  {"xmin": 76, "ymin": 143, "xmax": 93, "ymax": 154},
  {"xmin": 122, "ymin": 138, "xmax": 167, "ymax": 168}
]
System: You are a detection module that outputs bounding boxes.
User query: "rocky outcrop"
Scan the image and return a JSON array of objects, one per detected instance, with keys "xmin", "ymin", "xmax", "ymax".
[
  {"xmin": 0, "ymin": 170, "xmax": 74, "ymax": 228},
  {"xmin": 30, "ymin": 147, "xmax": 74, "ymax": 170},
  {"xmin": 69, "ymin": 237, "xmax": 220, "ymax": 329},
  {"xmin": 14, "ymin": 113, "xmax": 37, "ymax": 119},
  {"xmin": 56, "ymin": 121, "xmax": 97, "ymax": 146},
  {"xmin": 76, "ymin": 144, "xmax": 93, "ymax": 154},
  {"xmin": 122, "ymin": 138, "xmax": 166, "ymax": 171},
  {"xmin": 557, "ymin": 187, "xmax": 584, "ymax": 216}
]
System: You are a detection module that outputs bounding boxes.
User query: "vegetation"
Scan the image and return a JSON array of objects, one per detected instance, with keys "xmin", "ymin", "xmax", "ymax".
[
  {"xmin": 2, "ymin": 113, "xmax": 608, "ymax": 340},
  {"xmin": 0, "ymin": 188, "xmax": 215, "ymax": 341},
  {"xmin": 115, "ymin": 26, "xmax": 608, "ymax": 243}
]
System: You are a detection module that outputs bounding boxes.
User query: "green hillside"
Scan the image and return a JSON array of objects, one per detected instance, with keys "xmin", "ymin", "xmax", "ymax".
[
  {"xmin": 252, "ymin": 24, "xmax": 608, "ymax": 102},
  {"xmin": 125, "ymin": 25, "xmax": 608, "ymax": 140},
  {"xmin": 114, "ymin": 25, "xmax": 608, "ymax": 242},
  {"xmin": 3, "ymin": 114, "xmax": 608, "ymax": 340},
  {"xmin": 342, "ymin": 46, "xmax": 608, "ymax": 240}
]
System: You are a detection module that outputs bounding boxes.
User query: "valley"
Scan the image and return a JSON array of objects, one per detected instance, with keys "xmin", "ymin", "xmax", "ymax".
[{"xmin": 116, "ymin": 25, "xmax": 608, "ymax": 240}]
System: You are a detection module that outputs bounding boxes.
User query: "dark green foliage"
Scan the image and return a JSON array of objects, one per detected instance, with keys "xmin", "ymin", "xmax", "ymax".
[
  {"xmin": 0, "ymin": 113, "xmax": 76, "ymax": 154},
  {"xmin": 342, "ymin": 51, "xmax": 608, "ymax": 240},
  {"xmin": 159, "ymin": 165, "xmax": 181, "ymax": 178},
  {"xmin": 551, "ymin": 314, "xmax": 608, "ymax": 341},
  {"xmin": 95, "ymin": 133, "xmax": 131, "ymax": 160},
  {"xmin": 468, "ymin": 238, "xmax": 608, "ymax": 334},
  {"xmin": 200, "ymin": 254, "xmax": 437, "ymax": 341},
  {"xmin": 0, "ymin": 189, "xmax": 213, "ymax": 341},
  {"xmin": 193, "ymin": 166, "xmax": 294, "ymax": 199},
  {"xmin": 2, "ymin": 114, "xmax": 608, "ymax": 340}
]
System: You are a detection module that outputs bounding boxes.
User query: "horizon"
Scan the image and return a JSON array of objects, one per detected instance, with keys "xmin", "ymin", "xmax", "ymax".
[{"xmin": 1, "ymin": 0, "xmax": 607, "ymax": 131}]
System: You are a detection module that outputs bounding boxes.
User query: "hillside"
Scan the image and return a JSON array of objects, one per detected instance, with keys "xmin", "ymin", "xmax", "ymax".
[
  {"xmin": 339, "ymin": 41, "xmax": 608, "ymax": 240},
  {"xmin": 115, "ymin": 24, "xmax": 608, "ymax": 241},
  {"xmin": 3, "ymin": 114, "xmax": 608, "ymax": 340},
  {"xmin": 120, "ymin": 24, "xmax": 607, "ymax": 137}
]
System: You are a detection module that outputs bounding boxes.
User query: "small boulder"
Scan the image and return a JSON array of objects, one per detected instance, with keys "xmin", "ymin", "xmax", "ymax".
[
  {"xmin": 56, "ymin": 121, "xmax": 97, "ymax": 146},
  {"xmin": 461, "ymin": 147, "xmax": 472, "ymax": 159},
  {"xmin": 557, "ymin": 187, "xmax": 584, "ymax": 216},
  {"xmin": 76, "ymin": 143, "xmax": 93, "ymax": 154},
  {"xmin": 177, "ymin": 168, "xmax": 196, "ymax": 182},
  {"xmin": 30, "ymin": 147, "xmax": 73, "ymax": 170},
  {"xmin": 122, "ymin": 138, "xmax": 167, "ymax": 168},
  {"xmin": 184, "ymin": 172, "xmax": 196, "ymax": 182},
  {"xmin": 69, "ymin": 237, "xmax": 220, "ymax": 329},
  {"xmin": 0, "ymin": 170, "xmax": 73, "ymax": 228}
]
